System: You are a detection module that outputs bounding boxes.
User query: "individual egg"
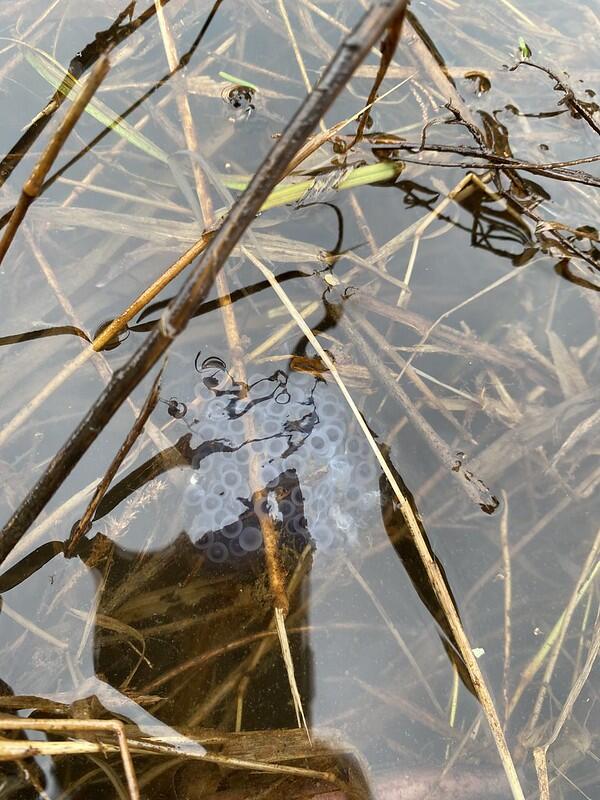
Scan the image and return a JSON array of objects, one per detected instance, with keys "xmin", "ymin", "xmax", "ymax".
[
  {"xmin": 239, "ymin": 525, "xmax": 263, "ymax": 552},
  {"xmin": 222, "ymin": 519, "xmax": 244, "ymax": 539},
  {"xmin": 228, "ymin": 538, "xmax": 247, "ymax": 559},
  {"xmin": 353, "ymin": 458, "xmax": 379, "ymax": 487},
  {"xmin": 221, "ymin": 466, "xmax": 244, "ymax": 495},
  {"xmin": 207, "ymin": 541, "xmax": 229, "ymax": 563},
  {"xmin": 311, "ymin": 520, "xmax": 337, "ymax": 551},
  {"xmin": 194, "ymin": 531, "xmax": 215, "ymax": 550},
  {"xmin": 183, "ymin": 484, "xmax": 204, "ymax": 508}
]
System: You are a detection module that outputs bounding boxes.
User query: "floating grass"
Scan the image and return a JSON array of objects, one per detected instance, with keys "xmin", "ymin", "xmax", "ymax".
[{"xmin": 22, "ymin": 43, "xmax": 169, "ymax": 163}]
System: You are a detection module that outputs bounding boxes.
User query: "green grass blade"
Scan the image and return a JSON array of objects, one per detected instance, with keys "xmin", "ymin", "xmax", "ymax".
[
  {"xmin": 222, "ymin": 162, "xmax": 402, "ymax": 211},
  {"xmin": 218, "ymin": 71, "xmax": 258, "ymax": 91},
  {"xmin": 24, "ymin": 46, "xmax": 168, "ymax": 163}
]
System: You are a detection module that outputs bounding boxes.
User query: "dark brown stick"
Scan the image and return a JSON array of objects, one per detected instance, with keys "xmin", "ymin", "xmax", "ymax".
[
  {"xmin": 366, "ymin": 138, "xmax": 600, "ymax": 188},
  {"xmin": 0, "ymin": 0, "xmax": 410, "ymax": 565}
]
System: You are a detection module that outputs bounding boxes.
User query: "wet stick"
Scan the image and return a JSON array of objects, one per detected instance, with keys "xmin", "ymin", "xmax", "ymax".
[{"xmin": 0, "ymin": 56, "xmax": 110, "ymax": 265}]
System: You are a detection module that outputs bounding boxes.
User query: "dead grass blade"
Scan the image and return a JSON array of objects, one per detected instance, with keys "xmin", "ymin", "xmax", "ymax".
[
  {"xmin": 0, "ymin": 718, "xmax": 139, "ymax": 800},
  {"xmin": 0, "ymin": 56, "xmax": 110, "ymax": 265}
]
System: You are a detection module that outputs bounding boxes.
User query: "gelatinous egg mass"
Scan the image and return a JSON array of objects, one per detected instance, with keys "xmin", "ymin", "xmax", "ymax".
[{"xmin": 177, "ymin": 366, "xmax": 380, "ymax": 565}]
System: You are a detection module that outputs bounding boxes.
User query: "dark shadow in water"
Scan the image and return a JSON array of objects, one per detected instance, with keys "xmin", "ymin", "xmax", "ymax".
[
  {"xmin": 376, "ymin": 441, "xmax": 476, "ymax": 697},
  {"xmin": 395, "ymin": 178, "xmax": 536, "ymax": 264}
]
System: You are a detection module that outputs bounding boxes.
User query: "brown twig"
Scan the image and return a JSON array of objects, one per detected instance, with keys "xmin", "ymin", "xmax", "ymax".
[
  {"xmin": 351, "ymin": 12, "xmax": 404, "ymax": 146},
  {"xmin": 510, "ymin": 60, "xmax": 600, "ymax": 138},
  {"xmin": 364, "ymin": 137, "xmax": 600, "ymax": 188},
  {"xmin": 0, "ymin": 56, "xmax": 110, "ymax": 266}
]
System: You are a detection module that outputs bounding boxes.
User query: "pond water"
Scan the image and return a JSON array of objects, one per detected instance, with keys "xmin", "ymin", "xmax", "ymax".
[{"xmin": 0, "ymin": 1, "xmax": 598, "ymax": 798}]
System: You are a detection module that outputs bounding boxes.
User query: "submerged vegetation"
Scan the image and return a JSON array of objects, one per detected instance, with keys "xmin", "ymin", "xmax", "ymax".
[{"xmin": 0, "ymin": 1, "xmax": 598, "ymax": 798}]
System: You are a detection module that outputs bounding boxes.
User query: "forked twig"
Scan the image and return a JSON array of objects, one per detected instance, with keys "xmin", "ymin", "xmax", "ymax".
[
  {"xmin": 510, "ymin": 60, "xmax": 600, "ymax": 138},
  {"xmin": 532, "ymin": 609, "xmax": 600, "ymax": 800}
]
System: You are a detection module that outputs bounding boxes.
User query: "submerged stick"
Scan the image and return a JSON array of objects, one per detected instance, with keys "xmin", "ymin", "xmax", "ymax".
[
  {"xmin": 0, "ymin": 0, "xmax": 409, "ymax": 553},
  {"xmin": 0, "ymin": 56, "xmax": 109, "ymax": 265},
  {"xmin": 64, "ymin": 364, "xmax": 164, "ymax": 556}
]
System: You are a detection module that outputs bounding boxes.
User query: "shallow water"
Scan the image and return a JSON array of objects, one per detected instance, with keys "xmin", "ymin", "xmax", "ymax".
[{"xmin": 0, "ymin": 1, "xmax": 598, "ymax": 798}]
